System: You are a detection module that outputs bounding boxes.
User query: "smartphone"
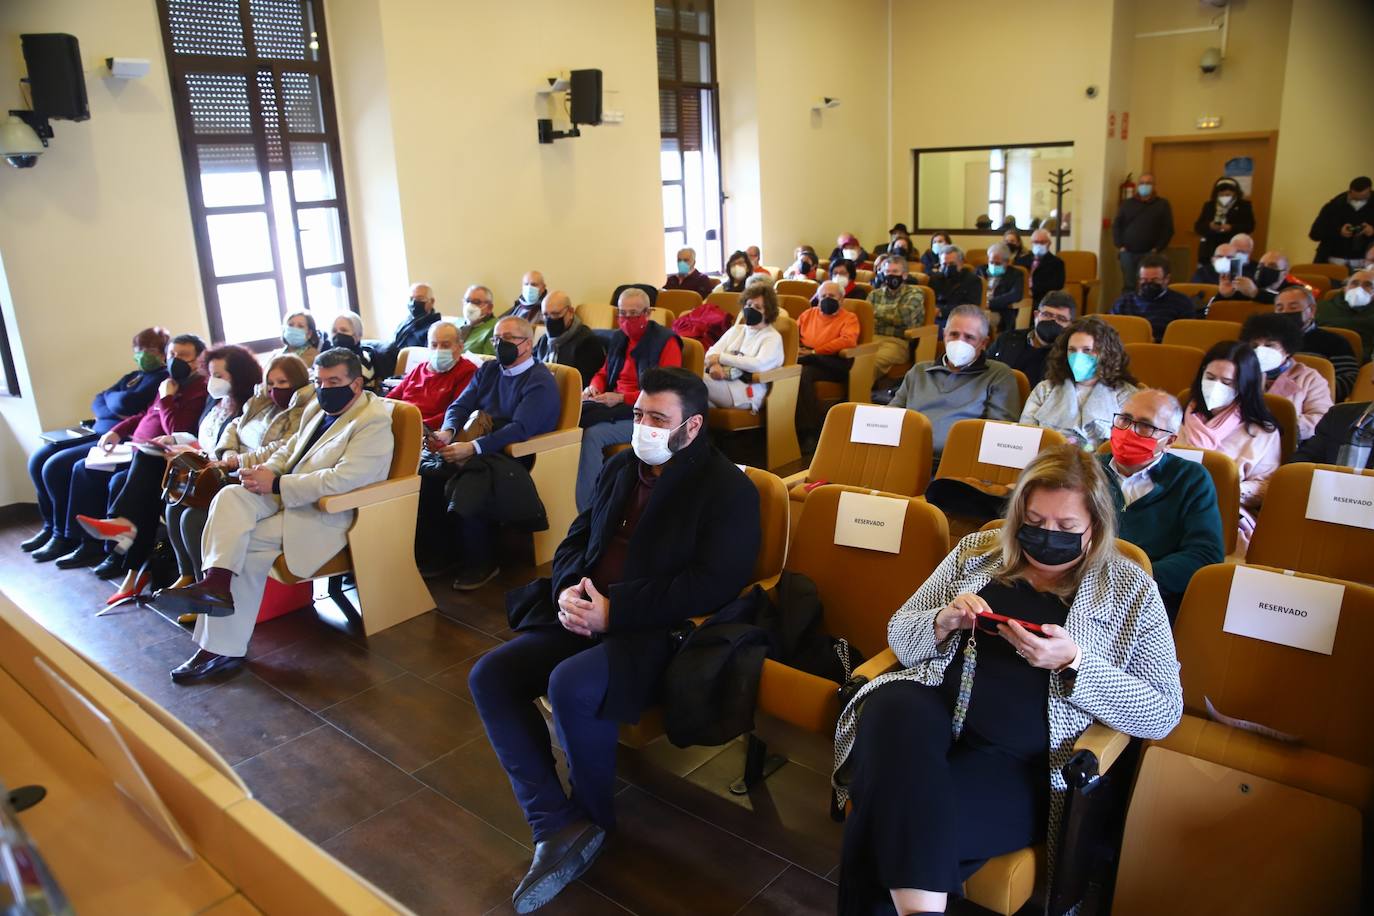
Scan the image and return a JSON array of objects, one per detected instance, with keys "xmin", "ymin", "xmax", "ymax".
[{"xmin": 975, "ymin": 610, "xmax": 1049, "ymax": 637}]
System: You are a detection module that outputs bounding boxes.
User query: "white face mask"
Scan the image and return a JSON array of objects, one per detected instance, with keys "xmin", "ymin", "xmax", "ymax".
[
  {"xmin": 463, "ymin": 303, "xmax": 484, "ymax": 323},
  {"xmin": 944, "ymin": 339, "xmax": 977, "ymax": 368},
  {"xmin": 1212, "ymin": 257, "xmax": 1232, "ymax": 275},
  {"xmin": 842, "ymin": 247, "xmax": 859, "ymax": 260},
  {"xmin": 1201, "ymin": 379, "xmax": 1237, "ymax": 412},
  {"xmin": 1031, "ymin": 243, "xmax": 1049, "ymax": 257},
  {"xmin": 729, "ymin": 264, "xmax": 747, "ymax": 280},
  {"xmin": 1346, "ymin": 286, "xmax": 1372, "ymax": 308},
  {"xmin": 1351, "ymin": 198, "xmax": 1368, "ymax": 211},
  {"xmin": 931, "ymin": 241, "xmax": 946, "ymax": 256},
  {"xmin": 1216, "ymin": 194, "xmax": 1235, "ymax": 207},
  {"xmin": 1253, "ymin": 345, "xmax": 1285, "ymax": 373},
  {"xmin": 428, "ymin": 347, "xmax": 456, "ymax": 372},
  {"xmin": 207, "ymin": 377, "xmax": 232, "ymax": 400},
  {"xmin": 631, "ymin": 418, "xmax": 688, "ymax": 466}
]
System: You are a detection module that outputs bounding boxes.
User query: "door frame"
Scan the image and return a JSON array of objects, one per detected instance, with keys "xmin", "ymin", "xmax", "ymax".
[{"xmin": 1143, "ymin": 130, "xmax": 1279, "ymax": 252}]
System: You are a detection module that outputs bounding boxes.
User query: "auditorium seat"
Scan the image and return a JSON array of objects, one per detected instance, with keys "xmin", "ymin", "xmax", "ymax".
[
  {"xmin": 1246, "ymin": 462, "xmax": 1374, "ymax": 582},
  {"xmin": 1124, "ymin": 343, "xmax": 1203, "ymax": 394},
  {"xmin": 680, "ymin": 336, "xmax": 705, "ymax": 377},
  {"xmin": 776, "ymin": 293, "xmax": 810, "ymax": 320},
  {"xmin": 1161, "ymin": 318, "xmax": 1241, "ymax": 352},
  {"xmin": 1097, "ymin": 315, "xmax": 1154, "ymax": 346},
  {"xmin": 1113, "ymin": 563, "xmax": 1373, "ymax": 914},
  {"xmin": 1204, "ymin": 299, "xmax": 1271, "ymax": 325},
  {"xmin": 1010, "ymin": 368, "xmax": 1029, "ymax": 407},
  {"xmin": 507, "ymin": 363, "xmax": 584, "ymax": 566},
  {"xmin": 267, "ymin": 399, "xmax": 434, "ymax": 636},
  {"xmin": 393, "ymin": 345, "xmax": 425, "ymax": 377},
  {"xmin": 1351, "ymin": 362, "xmax": 1374, "ymax": 402},
  {"xmin": 1293, "ymin": 352, "xmax": 1337, "ymax": 399},
  {"xmin": 705, "ymin": 290, "xmax": 742, "ymax": 319},
  {"xmin": 811, "ymin": 299, "xmax": 881, "ymax": 409},
  {"xmin": 1291, "ymin": 262, "xmax": 1350, "ymax": 283},
  {"xmin": 1292, "ymin": 272, "xmax": 1333, "ymax": 295},
  {"xmin": 1325, "ymin": 325, "xmax": 1365, "ymax": 363},
  {"xmin": 935, "ymin": 419, "xmax": 1068, "ymax": 491},
  {"xmin": 706, "ymin": 314, "xmax": 803, "ymax": 471},
  {"xmin": 655, "ymin": 288, "xmax": 703, "ymax": 317},
  {"xmin": 1059, "ymin": 250, "xmax": 1100, "ymax": 310},
  {"xmin": 776, "ymin": 278, "xmax": 818, "ymax": 299},
  {"xmin": 1007, "ymin": 264, "xmax": 1035, "ymax": 330},
  {"xmin": 1167, "ymin": 283, "xmax": 1218, "ymax": 308}
]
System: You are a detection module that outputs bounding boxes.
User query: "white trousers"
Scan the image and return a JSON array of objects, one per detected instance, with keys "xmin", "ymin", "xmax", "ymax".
[
  {"xmin": 705, "ymin": 376, "xmax": 765, "ymax": 412},
  {"xmin": 194, "ymin": 487, "xmax": 283, "ymax": 658}
]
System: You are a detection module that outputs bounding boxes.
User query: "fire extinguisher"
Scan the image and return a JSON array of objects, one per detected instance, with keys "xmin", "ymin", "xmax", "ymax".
[{"xmin": 1120, "ymin": 173, "xmax": 1136, "ymax": 202}]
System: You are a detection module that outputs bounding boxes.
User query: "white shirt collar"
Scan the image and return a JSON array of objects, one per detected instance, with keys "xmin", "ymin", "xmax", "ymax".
[{"xmin": 501, "ymin": 356, "xmax": 535, "ymax": 377}]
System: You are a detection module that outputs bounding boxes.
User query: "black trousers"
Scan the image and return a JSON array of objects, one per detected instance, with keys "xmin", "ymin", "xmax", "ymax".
[
  {"xmin": 838, "ymin": 681, "xmax": 1046, "ymax": 916},
  {"xmin": 796, "ymin": 354, "xmax": 851, "ymax": 436},
  {"xmin": 110, "ymin": 450, "xmax": 170, "ymax": 568}
]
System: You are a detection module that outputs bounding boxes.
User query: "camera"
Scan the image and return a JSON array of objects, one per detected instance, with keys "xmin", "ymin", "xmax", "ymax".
[{"xmin": 1085, "ymin": 85, "xmax": 1098, "ymax": 99}]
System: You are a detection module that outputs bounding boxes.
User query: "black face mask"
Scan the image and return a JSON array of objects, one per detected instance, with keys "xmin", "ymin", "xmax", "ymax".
[
  {"xmin": 332, "ymin": 333, "xmax": 357, "ymax": 350},
  {"xmin": 1034, "ymin": 320, "xmax": 1064, "ymax": 344},
  {"xmin": 943, "ymin": 263, "xmax": 959, "ymax": 277},
  {"xmin": 742, "ymin": 306, "xmax": 763, "ymax": 326},
  {"xmin": 1280, "ymin": 311, "xmax": 1307, "ymax": 331},
  {"xmin": 1138, "ymin": 282, "xmax": 1164, "ymax": 300},
  {"xmin": 169, "ymin": 357, "xmax": 193, "ymax": 382},
  {"xmin": 545, "ymin": 316, "xmax": 567, "ymax": 338},
  {"xmin": 409, "ymin": 298, "xmax": 428, "ymax": 319},
  {"xmin": 495, "ymin": 338, "xmax": 521, "ymax": 367},
  {"xmin": 883, "ymin": 273, "xmax": 903, "ymax": 290},
  {"xmin": 1256, "ymin": 266, "xmax": 1281, "ymax": 288},
  {"xmin": 316, "ymin": 382, "xmax": 356, "ymax": 415},
  {"xmin": 891, "ymin": 246, "xmax": 910, "ymax": 258},
  {"xmin": 819, "ymin": 296, "xmax": 840, "ymax": 315},
  {"xmin": 1016, "ymin": 523, "xmax": 1084, "ymax": 566}
]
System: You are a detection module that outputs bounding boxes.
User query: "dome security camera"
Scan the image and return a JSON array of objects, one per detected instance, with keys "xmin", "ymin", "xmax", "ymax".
[
  {"xmin": 1200, "ymin": 47, "xmax": 1222, "ymax": 74},
  {"xmin": 1085, "ymin": 85, "xmax": 1099, "ymax": 99},
  {"xmin": 2, "ymin": 114, "xmax": 46, "ymax": 168}
]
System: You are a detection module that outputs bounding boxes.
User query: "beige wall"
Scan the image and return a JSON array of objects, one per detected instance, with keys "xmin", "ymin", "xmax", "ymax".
[
  {"xmin": 719, "ymin": 0, "xmax": 888, "ymax": 266},
  {"xmin": 0, "ymin": 0, "xmax": 204, "ymax": 505},
  {"xmin": 1269, "ymin": 0, "xmax": 1374, "ymax": 262},
  {"xmin": 331, "ymin": 0, "xmax": 665, "ymax": 329}
]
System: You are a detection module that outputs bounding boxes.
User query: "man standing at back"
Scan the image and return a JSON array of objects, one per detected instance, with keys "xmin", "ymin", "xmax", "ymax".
[
  {"xmin": 470, "ymin": 368, "xmax": 760, "ymax": 914},
  {"xmin": 1113, "ymin": 173, "xmax": 1174, "ymax": 292}
]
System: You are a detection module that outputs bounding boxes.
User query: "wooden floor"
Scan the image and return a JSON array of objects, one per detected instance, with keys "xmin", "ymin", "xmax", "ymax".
[{"xmin": 0, "ymin": 503, "xmax": 1009, "ymax": 916}]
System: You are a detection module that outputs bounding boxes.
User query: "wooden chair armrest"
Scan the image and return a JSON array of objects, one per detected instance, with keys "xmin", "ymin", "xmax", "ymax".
[
  {"xmin": 506, "ymin": 427, "xmax": 583, "ymax": 458},
  {"xmin": 755, "ymin": 365, "xmax": 802, "ymax": 383},
  {"xmin": 1072, "ymin": 723, "xmax": 1131, "ymax": 773},
  {"xmin": 318, "ymin": 475, "xmax": 419, "ymax": 513},
  {"xmin": 840, "ymin": 342, "xmax": 881, "ymax": 359},
  {"xmin": 780, "ymin": 469, "xmax": 809, "ymax": 488},
  {"xmin": 904, "ymin": 325, "xmax": 938, "ymax": 340},
  {"xmin": 851, "ymin": 647, "xmax": 901, "ymax": 682}
]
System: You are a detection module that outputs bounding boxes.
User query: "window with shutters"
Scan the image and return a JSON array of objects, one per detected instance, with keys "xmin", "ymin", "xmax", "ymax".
[
  {"xmin": 655, "ymin": 0, "xmax": 723, "ymax": 275},
  {"xmin": 155, "ymin": 0, "xmax": 357, "ymax": 348}
]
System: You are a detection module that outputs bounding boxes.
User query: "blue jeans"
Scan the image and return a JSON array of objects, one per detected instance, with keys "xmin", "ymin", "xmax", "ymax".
[
  {"xmin": 468, "ymin": 628, "xmax": 618, "ymax": 841},
  {"xmin": 1118, "ymin": 250, "xmax": 1146, "ymax": 293},
  {"xmin": 575, "ymin": 418, "xmax": 633, "ymax": 512}
]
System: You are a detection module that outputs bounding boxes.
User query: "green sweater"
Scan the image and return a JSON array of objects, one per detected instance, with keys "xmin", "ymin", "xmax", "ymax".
[
  {"xmin": 1315, "ymin": 294, "xmax": 1374, "ymax": 361},
  {"xmin": 1096, "ymin": 451, "xmax": 1224, "ymax": 602}
]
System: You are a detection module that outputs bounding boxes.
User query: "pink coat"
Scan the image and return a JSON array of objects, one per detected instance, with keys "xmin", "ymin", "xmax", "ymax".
[{"xmin": 1266, "ymin": 361, "xmax": 1333, "ymax": 440}]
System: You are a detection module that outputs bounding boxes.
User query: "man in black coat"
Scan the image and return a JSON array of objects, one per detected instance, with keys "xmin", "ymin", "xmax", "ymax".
[
  {"xmin": 374, "ymin": 281, "xmax": 443, "ymax": 378},
  {"xmin": 532, "ymin": 290, "xmax": 606, "ymax": 386},
  {"xmin": 929, "ymin": 246, "xmax": 984, "ymax": 325},
  {"xmin": 1113, "ymin": 173, "xmax": 1174, "ymax": 292},
  {"xmin": 986, "ymin": 291, "xmax": 1075, "ymax": 387},
  {"xmin": 1109, "ymin": 254, "xmax": 1198, "ymax": 341},
  {"xmin": 1309, "ymin": 177, "xmax": 1374, "ymax": 265},
  {"xmin": 1015, "ymin": 228, "xmax": 1066, "ymax": 304},
  {"xmin": 469, "ymin": 367, "xmax": 761, "ymax": 913},
  {"xmin": 1291, "ymin": 401, "xmax": 1374, "ymax": 469}
]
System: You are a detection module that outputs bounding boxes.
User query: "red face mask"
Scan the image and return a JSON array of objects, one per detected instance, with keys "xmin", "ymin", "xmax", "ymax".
[
  {"xmin": 618, "ymin": 314, "xmax": 648, "ymax": 338},
  {"xmin": 270, "ymin": 386, "xmax": 294, "ymax": 410},
  {"xmin": 1109, "ymin": 425, "xmax": 1160, "ymax": 467}
]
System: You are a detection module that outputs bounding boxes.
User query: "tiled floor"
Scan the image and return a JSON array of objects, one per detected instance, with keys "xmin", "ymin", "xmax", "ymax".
[{"xmin": 1, "ymin": 505, "xmax": 899, "ymax": 916}]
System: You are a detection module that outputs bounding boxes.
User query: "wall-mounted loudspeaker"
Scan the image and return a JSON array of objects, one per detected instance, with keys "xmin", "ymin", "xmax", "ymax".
[
  {"xmin": 569, "ymin": 69, "xmax": 602, "ymax": 125},
  {"xmin": 21, "ymin": 33, "xmax": 89, "ymax": 121}
]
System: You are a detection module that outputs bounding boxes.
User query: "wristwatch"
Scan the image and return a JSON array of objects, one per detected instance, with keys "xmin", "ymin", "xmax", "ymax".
[{"xmin": 1057, "ymin": 647, "xmax": 1082, "ymax": 685}]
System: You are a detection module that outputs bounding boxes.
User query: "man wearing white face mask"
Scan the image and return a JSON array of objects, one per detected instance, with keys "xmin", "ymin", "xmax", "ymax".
[
  {"xmin": 472, "ymin": 367, "xmax": 760, "ymax": 915},
  {"xmin": 460, "ymin": 284, "xmax": 499, "ymax": 356},
  {"xmin": 1308, "ymin": 176, "xmax": 1373, "ymax": 265},
  {"xmin": 504, "ymin": 270, "xmax": 547, "ymax": 325},
  {"xmin": 1316, "ymin": 268, "xmax": 1374, "ymax": 360},
  {"xmin": 1015, "ymin": 228, "xmax": 1065, "ymax": 304},
  {"xmin": 386, "ymin": 320, "xmax": 476, "ymax": 431},
  {"xmin": 887, "ymin": 305, "xmax": 1019, "ymax": 459}
]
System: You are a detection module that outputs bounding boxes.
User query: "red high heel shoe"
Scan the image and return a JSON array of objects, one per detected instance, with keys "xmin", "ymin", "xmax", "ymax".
[{"xmin": 105, "ymin": 571, "xmax": 150, "ymax": 606}]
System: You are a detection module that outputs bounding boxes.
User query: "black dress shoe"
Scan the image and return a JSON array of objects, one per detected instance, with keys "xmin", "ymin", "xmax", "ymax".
[
  {"xmin": 92, "ymin": 554, "xmax": 125, "ymax": 580},
  {"xmin": 32, "ymin": 536, "xmax": 77, "ymax": 563},
  {"xmin": 20, "ymin": 528, "xmax": 52, "ymax": 552},
  {"xmin": 55, "ymin": 540, "xmax": 104, "ymax": 569},
  {"xmin": 154, "ymin": 583, "xmax": 236, "ymax": 618},
  {"xmin": 512, "ymin": 820, "xmax": 606, "ymax": 914},
  {"xmin": 170, "ymin": 650, "xmax": 243, "ymax": 683}
]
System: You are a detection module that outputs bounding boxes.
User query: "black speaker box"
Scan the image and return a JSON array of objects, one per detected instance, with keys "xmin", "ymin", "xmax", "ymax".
[
  {"xmin": 21, "ymin": 33, "xmax": 89, "ymax": 122},
  {"xmin": 569, "ymin": 68, "xmax": 602, "ymax": 125}
]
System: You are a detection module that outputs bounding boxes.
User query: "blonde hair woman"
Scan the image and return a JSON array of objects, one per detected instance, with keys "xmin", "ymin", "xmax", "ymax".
[{"xmin": 833, "ymin": 445, "xmax": 1181, "ymax": 916}]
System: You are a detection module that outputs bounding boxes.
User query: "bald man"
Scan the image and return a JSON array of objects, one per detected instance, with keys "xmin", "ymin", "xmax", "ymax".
[
  {"xmin": 1316, "ymin": 267, "xmax": 1374, "ymax": 360},
  {"xmin": 506, "ymin": 270, "xmax": 547, "ymax": 324},
  {"xmin": 1097, "ymin": 388, "xmax": 1224, "ymax": 620},
  {"xmin": 1015, "ymin": 227, "xmax": 1066, "ymax": 304},
  {"xmin": 376, "ymin": 281, "xmax": 442, "ymax": 377},
  {"xmin": 533, "ymin": 290, "xmax": 606, "ymax": 386}
]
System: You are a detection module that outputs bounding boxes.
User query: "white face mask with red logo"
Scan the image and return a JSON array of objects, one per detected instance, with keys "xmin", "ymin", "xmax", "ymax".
[{"xmin": 631, "ymin": 419, "xmax": 687, "ymax": 466}]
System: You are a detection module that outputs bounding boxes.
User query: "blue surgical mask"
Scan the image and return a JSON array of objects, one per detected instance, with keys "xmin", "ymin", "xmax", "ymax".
[
  {"xmin": 283, "ymin": 326, "xmax": 308, "ymax": 348},
  {"xmin": 676, "ymin": 259, "xmax": 691, "ymax": 276},
  {"xmin": 521, "ymin": 284, "xmax": 541, "ymax": 306},
  {"xmin": 1067, "ymin": 351, "xmax": 1098, "ymax": 382},
  {"xmin": 1137, "ymin": 183, "xmax": 1154, "ymax": 197},
  {"xmin": 428, "ymin": 347, "xmax": 456, "ymax": 372},
  {"xmin": 987, "ymin": 264, "xmax": 1006, "ymax": 277},
  {"xmin": 1031, "ymin": 243, "xmax": 1049, "ymax": 257}
]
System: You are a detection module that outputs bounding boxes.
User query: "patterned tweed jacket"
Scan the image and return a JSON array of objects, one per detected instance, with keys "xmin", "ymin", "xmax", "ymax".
[{"xmin": 833, "ymin": 530, "xmax": 1183, "ymax": 886}]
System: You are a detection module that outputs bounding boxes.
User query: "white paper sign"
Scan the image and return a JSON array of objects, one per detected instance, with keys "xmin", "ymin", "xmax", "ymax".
[
  {"xmin": 976, "ymin": 422, "xmax": 1044, "ymax": 469},
  {"xmin": 849, "ymin": 404, "xmax": 904, "ymax": 447},
  {"xmin": 1167, "ymin": 446, "xmax": 1205, "ymax": 464},
  {"xmin": 1222, "ymin": 565, "xmax": 1344, "ymax": 656},
  {"xmin": 834, "ymin": 490, "xmax": 907, "ymax": 554},
  {"xmin": 1304, "ymin": 468, "xmax": 1374, "ymax": 530}
]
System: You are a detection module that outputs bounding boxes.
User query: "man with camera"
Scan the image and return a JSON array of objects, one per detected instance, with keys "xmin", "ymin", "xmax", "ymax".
[{"xmin": 1308, "ymin": 176, "xmax": 1374, "ymax": 267}]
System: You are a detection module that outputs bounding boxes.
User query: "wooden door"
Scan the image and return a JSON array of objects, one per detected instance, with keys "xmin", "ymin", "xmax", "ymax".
[{"xmin": 1145, "ymin": 131, "xmax": 1278, "ymax": 272}]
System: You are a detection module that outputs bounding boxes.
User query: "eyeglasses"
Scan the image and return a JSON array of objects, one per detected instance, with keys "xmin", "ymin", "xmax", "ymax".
[
  {"xmin": 464, "ymin": 297, "xmax": 492, "ymax": 307},
  {"xmin": 494, "ymin": 334, "xmax": 529, "ymax": 344},
  {"xmin": 616, "ymin": 309, "xmax": 648, "ymax": 318},
  {"xmin": 1112, "ymin": 413, "xmax": 1175, "ymax": 439}
]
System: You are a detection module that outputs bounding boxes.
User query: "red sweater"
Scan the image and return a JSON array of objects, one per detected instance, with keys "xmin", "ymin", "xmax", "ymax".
[
  {"xmin": 590, "ymin": 337, "xmax": 683, "ymax": 400},
  {"xmin": 387, "ymin": 358, "xmax": 478, "ymax": 429},
  {"xmin": 112, "ymin": 374, "xmax": 208, "ymax": 441}
]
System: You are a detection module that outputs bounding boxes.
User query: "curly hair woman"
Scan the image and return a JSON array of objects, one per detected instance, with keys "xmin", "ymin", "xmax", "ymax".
[{"xmin": 1019, "ymin": 316, "xmax": 1139, "ymax": 449}]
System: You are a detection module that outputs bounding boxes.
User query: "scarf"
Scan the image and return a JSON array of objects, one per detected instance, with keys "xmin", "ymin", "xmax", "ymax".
[
  {"xmin": 1182, "ymin": 402, "xmax": 1244, "ymax": 452},
  {"xmin": 547, "ymin": 315, "xmax": 585, "ymax": 360},
  {"xmin": 1266, "ymin": 362, "xmax": 1303, "ymax": 403}
]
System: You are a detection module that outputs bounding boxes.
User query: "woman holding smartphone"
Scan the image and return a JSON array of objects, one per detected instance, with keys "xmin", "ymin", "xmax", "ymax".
[{"xmin": 833, "ymin": 445, "xmax": 1182, "ymax": 916}]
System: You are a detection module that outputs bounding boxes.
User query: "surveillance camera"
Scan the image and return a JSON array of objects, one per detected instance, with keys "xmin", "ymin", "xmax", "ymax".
[
  {"xmin": 5, "ymin": 154, "xmax": 39, "ymax": 169},
  {"xmin": 1199, "ymin": 47, "xmax": 1222, "ymax": 74},
  {"xmin": 1, "ymin": 114, "xmax": 46, "ymax": 167},
  {"xmin": 1085, "ymin": 85, "xmax": 1099, "ymax": 98}
]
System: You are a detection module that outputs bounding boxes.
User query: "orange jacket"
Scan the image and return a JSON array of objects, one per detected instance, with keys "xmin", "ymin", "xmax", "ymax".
[{"xmin": 797, "ymin": 307, "xmax": 860, "ymax": 355}]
